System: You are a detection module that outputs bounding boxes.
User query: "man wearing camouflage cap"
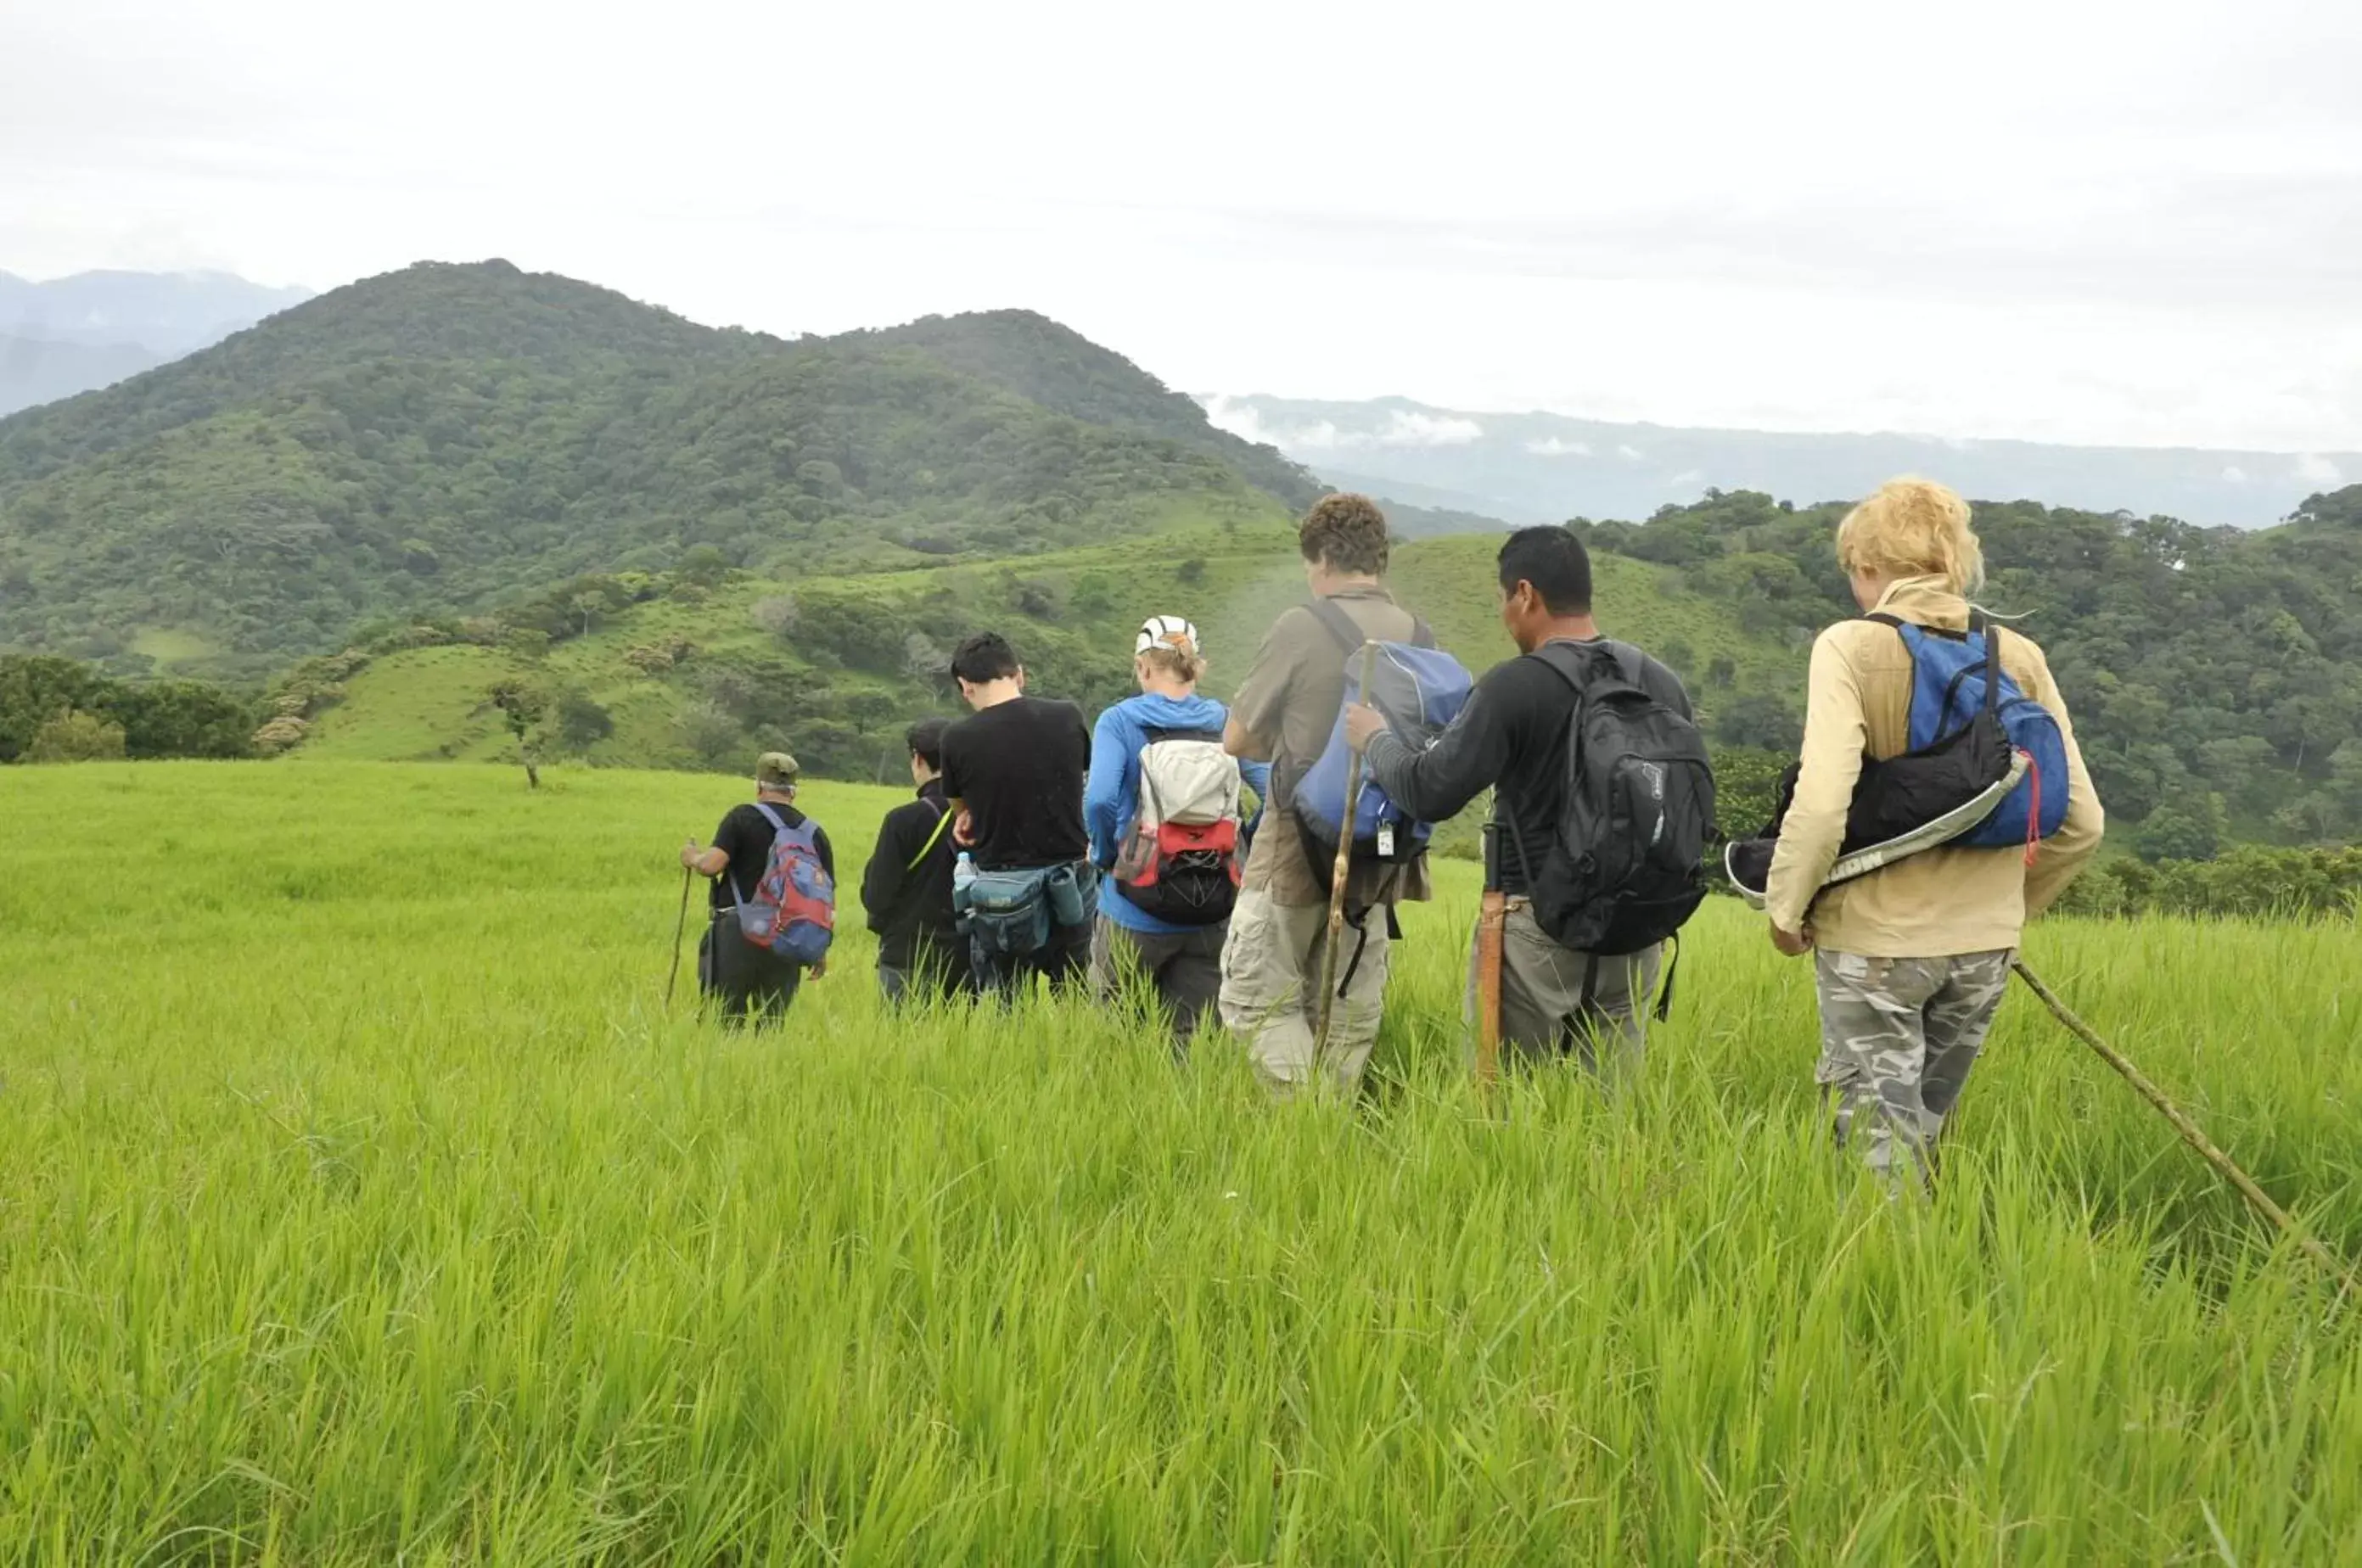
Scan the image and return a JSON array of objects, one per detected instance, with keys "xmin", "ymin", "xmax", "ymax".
[{"xmin": 680, "ymin": 750, "xmax": 836, "ymax": 1026}]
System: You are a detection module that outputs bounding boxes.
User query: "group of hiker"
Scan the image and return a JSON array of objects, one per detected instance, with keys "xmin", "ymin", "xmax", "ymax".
[{"xmin": 680, "ymin": 479, "xmax": 2105, "ymax": 1183}]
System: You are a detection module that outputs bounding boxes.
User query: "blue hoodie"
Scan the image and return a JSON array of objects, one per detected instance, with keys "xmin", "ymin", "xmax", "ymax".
[{"xmin": 1086, "ymin": 692, "xmax": 1271, "ymax": 934}]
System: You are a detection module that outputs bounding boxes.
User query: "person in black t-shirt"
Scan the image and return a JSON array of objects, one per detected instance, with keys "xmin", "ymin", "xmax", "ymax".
[
  {"xmin": 860, "ymin": 717, "xmax": 973, "ymax": 1006},
  {"xmin": 680, "ymin": 751, "xmax": 836, "ymax": 1027},
  {"xmin": 1349, "ymin": 528, "xmax": 1692, "ymax": 1077},
  {"xmin": 938, "ymin": 630, "xmax": 1096, "ymax": 993}
]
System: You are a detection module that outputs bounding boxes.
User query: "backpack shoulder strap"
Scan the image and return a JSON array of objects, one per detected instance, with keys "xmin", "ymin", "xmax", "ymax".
[
  {"xmin": 1601, "ymin": 639, "xmax": 1648, "ymax": 689},
  {"xmin": 1972, "ymin": 609, "xmax": 2000, "ymax": 715},
  {"xmin": 905, "ymin": 799, "xmax": 953, "ymax": 874},
  {"xmin": 1526, "ymin": 638, "xmax": 1631, "ymax": 695},
  {"xmin": 1308, "ymin": 597, "xmax": 1366, "ymax": 657},
  {"xmin": 728, "ymin": 802, "xmax": 789, "ymax": 908},
  {"xmin": 1523, "ymin": 640, "xmax": 1583, "ymax": 695}
]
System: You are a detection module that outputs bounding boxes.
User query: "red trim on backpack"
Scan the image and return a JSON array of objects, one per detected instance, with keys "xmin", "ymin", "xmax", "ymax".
[{"xmin": 1123, "ymin": 819, "xmax": 1238, "ymax": 892}]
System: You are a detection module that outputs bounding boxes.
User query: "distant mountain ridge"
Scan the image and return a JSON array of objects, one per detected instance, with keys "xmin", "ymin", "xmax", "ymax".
[
  {"xmin": 1203, "ymin": 394, "xmax": 2356, "ymax": 530},
  {"xmin": 0, "ymin": 267, "xmax": 313, "ymax": 417},
  {"xmin": 0, "ymin": 269, "xmax": 312, "ymax": 355},
  {"xmin": 0, "ymin": 260, "xmax": 1309, "ymax": 671},
  {"xmin": 0, "ymin": 333, "xmax": 166, "ymax": 418}
]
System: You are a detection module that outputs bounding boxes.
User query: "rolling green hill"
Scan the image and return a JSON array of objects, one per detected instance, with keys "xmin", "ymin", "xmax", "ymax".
[
  {"xmin": 0, "ymin": 263, "xmax": 1311, "ymax": 673},
  {"xmin": 292, "ymin": 524, "xmax": 1808, "ymax": 807}
]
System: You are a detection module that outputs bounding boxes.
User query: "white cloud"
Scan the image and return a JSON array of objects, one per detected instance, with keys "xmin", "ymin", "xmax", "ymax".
[
  {"xmin": 1524, "ymin": 436, "xmax": 1592, "ymax": 456},
  {"xmin": 1198, "ymin": 394, "xmax": 1274, "ymax": 445},
  {"xmin": 1617, "ymin": 443, "xmax": 1646, "ymax": 461},
  {"xmin": 2293, "ymin": 454, "xmax": 2345, "ymax": 484},
  {"xmin": 1378, "ymin": 410, "xmax": 1483, "ymax": 446},
  {"xmin": 1196, "ymin": 397, "xmax": 1478, "ymax": 451},
  {"xmin": 1668, "ymin": 468, "xmax": 1706, "ymax": 488},
  {"xmin": 1285, "ymin": 420, "xmax": 1353, "ymax": 451},
  {"xmin": 2221, "ymin": 464, "xmax": 2249, "ymax": 483}
]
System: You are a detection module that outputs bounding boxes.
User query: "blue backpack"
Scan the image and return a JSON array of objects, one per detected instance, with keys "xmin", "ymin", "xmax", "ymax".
[
  {"xmin": 1290, "ymin": 601, "xmax": 1474, "ymax": 888},
  {"xmin": 733, "ymin": 804, "xmax": 836, "ymax": 964},
  {"xmin": 1874, "ymin": 612, "xmax": 2070, "ymax": 851}
]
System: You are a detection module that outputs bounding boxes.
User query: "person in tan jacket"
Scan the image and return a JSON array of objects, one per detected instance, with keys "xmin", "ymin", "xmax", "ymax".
[{"xmin": 1765, "ymin": 479, "xmax": 2104, "ymax": 1183}]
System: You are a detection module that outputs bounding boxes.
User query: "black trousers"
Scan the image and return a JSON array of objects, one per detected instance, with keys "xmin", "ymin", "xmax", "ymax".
[
  {"xmin": 973, "ymin": 913, "xmax": 1093, "ymax": 998},
  {"xmin": 699, "ymin": 913, "xmax": 805, "ymax": 1028},
  {"xmin": 878, "ymin": 932, "xmax": 977, "ymax": 1007}
]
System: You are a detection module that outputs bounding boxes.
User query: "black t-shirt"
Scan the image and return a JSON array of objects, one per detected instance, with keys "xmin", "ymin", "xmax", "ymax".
[
  {"xmin": 710, "ymin": 800, "xmax": 836, "ymax": 914},
  {"xmin": 1364, "ymin": 638, "xmax": 1692, "ymax": 896},
  {"xmin": 940, "ymin": 696, "xmax": 1091, "ymax": 870}
]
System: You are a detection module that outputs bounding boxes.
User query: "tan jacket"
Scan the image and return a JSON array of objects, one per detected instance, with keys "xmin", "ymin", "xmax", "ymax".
[
  {"xmin": 1230, "ymin": 585, "xmax": 1433, "ymax": 908},
  {"xmin": 1764, "ymin": 577, "xmax": 2105, "ymax": 956}
]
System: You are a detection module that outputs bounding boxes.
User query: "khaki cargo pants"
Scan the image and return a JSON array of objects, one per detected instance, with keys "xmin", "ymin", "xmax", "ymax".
[
  {"xmin": 1467, "ymin": 901, "xmax": 1661, "ymax": 1083},
  {"xmin": 1814, "ymin": 948, "xmax": 2013, "ymax": 1184},
  {"xmin": 1217, "ymin": 889, "xmax": 1391, "ymax": 1096}
]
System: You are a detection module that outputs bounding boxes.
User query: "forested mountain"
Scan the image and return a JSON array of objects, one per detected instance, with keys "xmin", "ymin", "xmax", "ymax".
[
  {"xmin": 1208, "ymin": 394, "xmax": 2357, "ymax": 531},
  {"xmin": 868, "ymin": 311, "xmax": 1318, "ymax": 507},
  {"xmin": 0, "ymin": 262, "xmax": 1301, "ymax": 672}
]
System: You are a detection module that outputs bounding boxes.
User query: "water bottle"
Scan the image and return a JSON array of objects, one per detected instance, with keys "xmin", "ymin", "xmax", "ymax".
[{"xmin": 951, "ymin": 851, "xmax": 977, "ymax": 915}]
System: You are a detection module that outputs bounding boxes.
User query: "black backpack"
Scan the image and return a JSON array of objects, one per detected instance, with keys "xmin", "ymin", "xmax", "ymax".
[{"xmin": 1510, "ymin": 641, "xmax": 1715, "ymax": 958}]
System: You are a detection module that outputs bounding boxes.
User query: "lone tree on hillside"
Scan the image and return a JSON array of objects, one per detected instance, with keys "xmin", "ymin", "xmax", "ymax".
[{"xmin": 486, "ymin": 680, "xmax": 550, "ymax": 789}]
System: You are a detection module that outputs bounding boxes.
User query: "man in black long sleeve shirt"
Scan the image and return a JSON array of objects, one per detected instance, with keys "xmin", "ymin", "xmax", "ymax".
[
  {"xmin": 860, "ymin": 719, "xmax": 973, "ymax": 1005},
  {"xmin": 1347, "ymin": 528, "xmax": 1692, "ymax": 1076}
]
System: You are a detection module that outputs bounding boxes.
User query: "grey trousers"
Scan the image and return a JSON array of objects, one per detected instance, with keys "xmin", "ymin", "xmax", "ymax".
[
  {"xmin": 1091, "ymin": 914, "xmax": 1226, "ymax": 1055},
  {"xmin": 1814, "ymin": 948, "xmax": 2013, "ymax": 1184},
  {"xmin": 1466, "ymin": 902, "xmax": 1661, "ymax": 1081}
]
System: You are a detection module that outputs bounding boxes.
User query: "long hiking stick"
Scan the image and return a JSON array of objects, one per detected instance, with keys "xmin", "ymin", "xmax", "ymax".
[
  {"xmin": 1473, "ymin": 823, "xmax": 1506, "ymax": 1089},
  {"xmin": 1313, "ymin": 642, "xmax": 1382, "ymax": 1061},
  {"xmin": 2011, "ymin": 959, "xmax": 2359, "ymax": 1299},
  {"xmin": 664, "ymin": 866, "xmax": 693, "ymax": 1008}
]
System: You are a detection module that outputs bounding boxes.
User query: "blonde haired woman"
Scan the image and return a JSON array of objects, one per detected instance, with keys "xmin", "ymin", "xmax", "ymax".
[
  {"xmin": 1764, "ymin": 479, "xmax": 2105, "ymax": 1184},
  {"xmin": 1086, "ymin": 616, "xmax": 1271, "ymax": 1053}
]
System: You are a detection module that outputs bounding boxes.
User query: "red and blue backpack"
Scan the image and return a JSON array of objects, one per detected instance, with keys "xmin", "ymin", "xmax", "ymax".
[{"xmin": 734, "ymin": 804, "xmax": 835, "ymax": 964}]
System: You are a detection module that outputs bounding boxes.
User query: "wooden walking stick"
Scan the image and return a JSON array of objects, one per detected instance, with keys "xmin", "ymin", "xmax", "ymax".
[
  {"xmin": 665, "ymin": 865, "xmax": 694, "ymax": 1008},
  {"xmin": 1313, "ymin": 642, "xmax": 1382, "ymax": 1061},
  {"xmin": 2011, "ymin": 959, "xmax": 2359, "ymax": 1299},
  {"xmin": 1473, "ymin": 821, "xmax": 1507, "ymax": 1089}
]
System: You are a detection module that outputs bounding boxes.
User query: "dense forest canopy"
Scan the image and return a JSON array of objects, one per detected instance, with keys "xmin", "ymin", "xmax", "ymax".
[{"xmin": 0, "ymin": 262, "xmax": 1308, "ymax": 671}]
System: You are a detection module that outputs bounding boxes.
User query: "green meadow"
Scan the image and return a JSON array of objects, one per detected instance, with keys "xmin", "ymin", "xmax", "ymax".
[{"xmin": 3, "ymin": 761, "xmax": 2359, "ymax": 1565}]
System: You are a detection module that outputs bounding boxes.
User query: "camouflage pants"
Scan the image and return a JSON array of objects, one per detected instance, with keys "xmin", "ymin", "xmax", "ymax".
[{"xmin": 1814, "ymin": 949, "xmax": 2013, "ymax": 1183}]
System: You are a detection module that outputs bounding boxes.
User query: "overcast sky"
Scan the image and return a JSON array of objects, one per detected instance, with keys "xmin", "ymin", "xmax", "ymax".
[{"xmin": 4, "ymin": 0, "xmax": 2358, "ymax": 452}]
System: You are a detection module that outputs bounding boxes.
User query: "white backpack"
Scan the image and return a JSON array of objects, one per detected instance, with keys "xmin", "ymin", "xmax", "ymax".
[{"xmin": 1114, "ymin": 727, "xmax": 1243, "ymax": 925}]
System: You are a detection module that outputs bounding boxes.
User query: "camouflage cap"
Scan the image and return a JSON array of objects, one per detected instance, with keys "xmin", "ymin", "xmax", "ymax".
[{"xmin": 754, "ymin": 751, "xmax": 800, "ymax": 787}]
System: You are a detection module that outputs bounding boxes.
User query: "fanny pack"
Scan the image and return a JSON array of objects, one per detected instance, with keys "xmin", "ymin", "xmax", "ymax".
[{"xmin": 960, "ymin": 862, "xmax": 1095, "ymax": 959}]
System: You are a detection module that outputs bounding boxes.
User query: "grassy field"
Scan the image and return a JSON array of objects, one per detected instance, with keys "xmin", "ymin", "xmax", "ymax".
[{"xmin": 3, "ymin": 761, "xmax": 2359, "ymax": 1564}]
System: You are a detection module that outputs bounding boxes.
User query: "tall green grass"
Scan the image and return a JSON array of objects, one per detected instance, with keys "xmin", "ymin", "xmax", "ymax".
[{"xmin": 2, "ymin": 762, "xmax": 2357, "ymax": 1564}]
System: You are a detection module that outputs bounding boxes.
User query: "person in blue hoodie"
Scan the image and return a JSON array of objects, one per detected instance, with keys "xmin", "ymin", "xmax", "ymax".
[{"xmin": 1086, "ymin": 615, "xmax": 1270, "ymax": 1051}]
